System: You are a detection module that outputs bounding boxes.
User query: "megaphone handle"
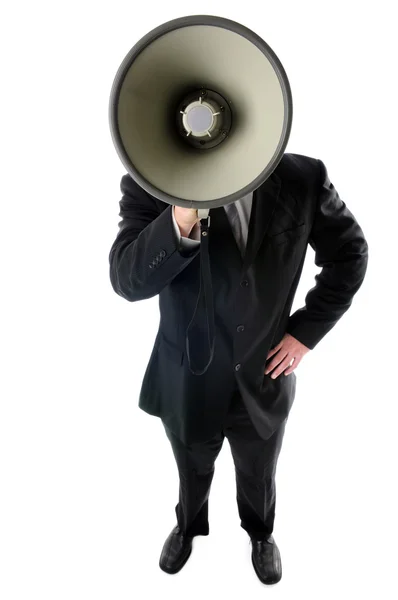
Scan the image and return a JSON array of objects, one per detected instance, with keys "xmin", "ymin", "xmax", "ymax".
[
  {"xmin": 197, "ymin": 208, "xmax": 210, "ymax": 220},
  {"xmin": 185, "ymin": 212, "xmax": 215, "ymax": 376}
]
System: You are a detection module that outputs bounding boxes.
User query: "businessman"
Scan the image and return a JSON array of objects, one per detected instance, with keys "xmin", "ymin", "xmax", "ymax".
[{"xmin": 108, "ymin": 153, "xmax": 368, "ymax": 584}]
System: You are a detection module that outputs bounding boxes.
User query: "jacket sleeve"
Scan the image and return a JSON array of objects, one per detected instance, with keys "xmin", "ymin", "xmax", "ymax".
[
  {"xmin": 286, "ymin": 159, "xmax": 369, "ymax": 349},
  {"xmin": 109, "ymin": 173, "xmax": 201, "ymax": 302}
]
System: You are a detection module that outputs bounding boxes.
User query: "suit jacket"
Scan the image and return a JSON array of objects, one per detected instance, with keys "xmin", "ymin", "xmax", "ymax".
[{"xmin": 108, "ymin": 153, "xmax": 368, "ymax": 444}]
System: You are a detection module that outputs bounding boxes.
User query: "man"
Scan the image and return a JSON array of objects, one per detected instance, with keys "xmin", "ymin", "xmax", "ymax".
[{"xmin": 108, "ymin": 153, "xmax": 368, "ymax": 584}]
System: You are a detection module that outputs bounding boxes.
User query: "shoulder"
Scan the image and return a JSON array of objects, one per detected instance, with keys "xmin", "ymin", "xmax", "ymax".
[
  {"xmin": 272, "ymin": 152, "xmax": 321, "ymax": 202},
  {"xmin": 120, "ymin": 172, "xmax": 166, "ymax": 213},
  {"xmin": 274, "ymin": 152, "xmax": 319, "ymax": 183}
]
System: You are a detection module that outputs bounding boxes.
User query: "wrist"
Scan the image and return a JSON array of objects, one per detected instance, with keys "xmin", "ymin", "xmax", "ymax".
[
  {"xmin": 180, "ymin": 224, "xmax": 195, "ymax": 238},
  {"xmin": 173, "ymin": 206, "xmax": 197, "ymax": 237}
]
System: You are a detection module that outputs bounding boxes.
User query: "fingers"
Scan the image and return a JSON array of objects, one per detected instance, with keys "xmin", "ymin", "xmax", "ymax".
[
  {"xmin": 265, "ymin": 353, "xmax": 296, "ymax": 379},
  {"xmin": 269, "ymin": 356, "xmax": 292, "ymax": 378},
  {"xmin": 265, "ymin": 350, "xmax": 288, "ymax": 375},
  {"xmin": 265, "ymin": 334, "xmax": 308, "ymax": 379},
  {"xmin": 283, "ymin": 356, "xmax": 301, "ymax": 375},
  {"xmin": 267, "ymin": 342, "xmax": 282, "ymax": 360}
]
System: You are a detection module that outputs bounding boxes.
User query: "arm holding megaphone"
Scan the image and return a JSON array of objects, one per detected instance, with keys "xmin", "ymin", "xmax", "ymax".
[
  {"xmin": 109, "ymin": 174, "xmax": 202, "ymax": 302},
  {"xmin": 173, "ymin": 206, "xmax": 202, "ymax": 249}
]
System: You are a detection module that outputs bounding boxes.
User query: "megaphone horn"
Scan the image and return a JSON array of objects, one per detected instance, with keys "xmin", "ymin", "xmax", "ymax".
[{"xmin": 109, "ymin": 14, "xmax": 292, "ymax": 209}]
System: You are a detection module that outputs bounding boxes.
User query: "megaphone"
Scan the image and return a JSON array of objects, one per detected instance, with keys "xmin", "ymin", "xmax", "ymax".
[{"xmin": 109, "ymin": 15, "xmax": 292, "ymax": 375}]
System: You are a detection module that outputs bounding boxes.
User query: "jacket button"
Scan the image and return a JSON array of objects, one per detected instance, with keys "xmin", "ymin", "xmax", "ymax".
[
  {"xmin": 160, "ymin": 249, "xmax": 166, "ymax": 257},
  {"xmin": 235, "ymin": 363, "xmax": 241, "ymax": 371},
  {"xmin": 237, "ymin": 325, "xmax": 245, "ymax": 332},
  {"xmin": 240, "ymin": 280, "xmax": 248, "ymax": 287}
]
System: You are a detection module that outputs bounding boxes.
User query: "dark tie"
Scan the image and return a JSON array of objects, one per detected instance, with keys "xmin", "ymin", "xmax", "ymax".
[{"xmin": 224, "ymin": 202, "xmax": 243, "ymax": 256}]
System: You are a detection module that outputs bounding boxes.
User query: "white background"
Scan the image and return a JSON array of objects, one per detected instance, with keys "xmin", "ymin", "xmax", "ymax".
[{"xmin": 1, "ymin": 1, "xmax": 397, "ymax": 598}]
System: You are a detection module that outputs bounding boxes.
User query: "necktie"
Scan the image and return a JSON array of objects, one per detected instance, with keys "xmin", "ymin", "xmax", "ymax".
[{"xmin": 224, "ymin": 202, "xmax": 244, "ymax": 256}]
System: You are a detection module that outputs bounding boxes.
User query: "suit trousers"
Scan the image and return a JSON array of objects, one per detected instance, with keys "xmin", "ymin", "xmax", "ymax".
[{"xmin": 162, "ymin": 380, "xmax": 287, "ymax": 541}]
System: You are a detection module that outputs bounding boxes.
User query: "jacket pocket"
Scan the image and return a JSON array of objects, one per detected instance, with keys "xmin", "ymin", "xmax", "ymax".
[{"xmin": 267, "ymin": 222, "xmax": 306, "ymax": 245}]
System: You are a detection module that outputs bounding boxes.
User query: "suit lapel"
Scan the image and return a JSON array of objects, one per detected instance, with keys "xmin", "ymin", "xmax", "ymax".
[
  {"xmin": 208, "ymin": 170, "xmax": 281, "ymax": 270},
  {"xmin": 243, "ymin": 171, "xmax": 281, "ymax": 271}
]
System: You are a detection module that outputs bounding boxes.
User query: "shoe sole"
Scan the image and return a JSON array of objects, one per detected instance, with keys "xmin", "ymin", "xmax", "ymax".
[
  {"xmin": 159, "ymin": 545, "xmax": 192, "ymax": 574},
  {"xmin": 251, "ymin": 552, "xmax": 282, "ymax": 585}
]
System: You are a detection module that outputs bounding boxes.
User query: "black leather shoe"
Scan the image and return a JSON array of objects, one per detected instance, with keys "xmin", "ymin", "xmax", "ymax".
[
  {"xmin": 159, "ymin": 525, "xmax": 193, "ymax": 574},
  {"xmin": 250, "ymin": 534, "xmax": 282, "ymax": 584}
]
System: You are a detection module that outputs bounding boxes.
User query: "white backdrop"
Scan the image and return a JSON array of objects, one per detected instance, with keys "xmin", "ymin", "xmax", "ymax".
[{"xmin": 1, "ymin": 1, "xmax": 397, "ymax": 598}]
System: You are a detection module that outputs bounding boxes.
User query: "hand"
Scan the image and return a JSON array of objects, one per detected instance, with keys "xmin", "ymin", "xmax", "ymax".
[
  {"xmin": 174, "ymin": 206, "xmax": 201, "ymax": 237},
  {"xmin": 265, "ymin": 333, "xmax": 311, "ymax": 379}
]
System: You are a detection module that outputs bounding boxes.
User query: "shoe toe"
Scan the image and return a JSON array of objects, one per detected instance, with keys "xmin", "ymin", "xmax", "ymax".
[
  {"xmin": 159, "ymin": 526, "xmax": 193, "ymax": 574},
  {"xmin": 251, "ymin": 537, "xmax": 282, "ymax": 584}
]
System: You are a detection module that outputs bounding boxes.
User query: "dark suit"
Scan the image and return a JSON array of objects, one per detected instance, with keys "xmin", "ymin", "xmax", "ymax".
[
  {"xmin": 109, "ymin": 152, "xmax": 368, "ymax": 540},
  {"xmin": 109, "ymin": 152, "xmax": 368, "ymax": 446}
]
